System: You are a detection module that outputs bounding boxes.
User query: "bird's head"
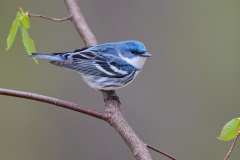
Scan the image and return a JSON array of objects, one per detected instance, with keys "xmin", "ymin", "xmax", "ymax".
[{"xmin": 118, "ymin": 41, "xmax": 152, "ymax": 69}]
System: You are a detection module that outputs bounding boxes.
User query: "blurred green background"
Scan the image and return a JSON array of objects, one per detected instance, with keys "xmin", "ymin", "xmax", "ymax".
[{"xmin": 1, "ymin": 0, "xmax": 240, "ymax": 159}]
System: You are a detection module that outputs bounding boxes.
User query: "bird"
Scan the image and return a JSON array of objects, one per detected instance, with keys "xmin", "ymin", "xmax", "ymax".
[{"xmin": 30, "ymin": 40, "xmax": 152, "ymax": 100}]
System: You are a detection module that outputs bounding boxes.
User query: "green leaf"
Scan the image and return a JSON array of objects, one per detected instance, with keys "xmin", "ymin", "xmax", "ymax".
[
  {"xmin": 21, "ymin": 25, "xmax": 38, "ymax": 63},
  {"xmin": 21, "ymin": 25, "xmax": 33, "ymax": 53},
  {"xmin": 21, "ymin": 13, "xmax": 30, "ymax": 29},
  {"xmin": 6, "ymin": 12, "xmax": 21, "ymax": 50},
  {"xmin": 218, "ymin": 118, "xmax": 240, "ymax": 141}
]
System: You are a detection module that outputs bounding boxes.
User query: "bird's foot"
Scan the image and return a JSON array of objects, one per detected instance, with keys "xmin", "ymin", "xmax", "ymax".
[
  {"xmin": 102, "ymin": 90, "xmax": 121, "ymax": 104},
  {"xmin": 105, "ymin": 94, "xmax": 121, "ymax": 104}
]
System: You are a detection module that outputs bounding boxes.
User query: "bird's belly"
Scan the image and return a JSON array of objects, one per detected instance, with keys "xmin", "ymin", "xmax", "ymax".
[{"xmin": 81, "ymin": 71, "xmax": 140, "ymax": 90}]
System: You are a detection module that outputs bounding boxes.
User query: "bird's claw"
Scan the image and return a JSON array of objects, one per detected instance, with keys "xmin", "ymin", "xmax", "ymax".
[{"xmin": 104, "ymin": 94, "xmax": 121, "ymax": 104}]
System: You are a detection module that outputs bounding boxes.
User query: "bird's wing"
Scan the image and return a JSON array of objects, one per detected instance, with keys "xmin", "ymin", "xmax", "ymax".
[{"xmin": 50, "ymin": 51, "xmax": 134, "ymax": 78}]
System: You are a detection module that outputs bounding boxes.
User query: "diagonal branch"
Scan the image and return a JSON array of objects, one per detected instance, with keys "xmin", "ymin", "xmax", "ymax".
[
  {"xmin": 147, "ymin": 144, "xmax": 177, "ymax": 160},
  {"xmin": 0, "ymin": 88, "xmax": 109, "ymax": 120},
  {"xmin": 102, "ymin": 90, "xmax": 152, "ymax": 160},
  {"xmin": 64, "ymin": 0, "xmax": 98, "ymax": 47}
]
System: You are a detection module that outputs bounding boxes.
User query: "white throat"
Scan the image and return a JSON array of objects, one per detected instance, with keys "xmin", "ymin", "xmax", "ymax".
[{"xmin": 120, "ymin": 55, "xmax": 147, "ymax": 69}]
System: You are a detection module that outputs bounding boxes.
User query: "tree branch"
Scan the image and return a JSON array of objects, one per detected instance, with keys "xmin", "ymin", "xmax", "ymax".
[
  {"xmin": 64, "ymin": 0, "xmax": 98, "ymax": 47},
  {"xmin": 0, "ymin": 86, "xmax": 152, "ymax": 159},
  {"xmin": 102, "ymin": 90, "xmax": 153, "ymax": 159},
  {"xmin": 0, "ymin": 88, "xmax": 109, "ymax": 120},
  {"xmin": 1, "ymin": 0, "xmax": 177, "ymax": 159},
  {"xmin": 0, "ymin": 89, "xmax": 174, "ymax": 159},
  {"xmin": 63, "ymin": 1, "xmax": 152, "ymax": 159}
]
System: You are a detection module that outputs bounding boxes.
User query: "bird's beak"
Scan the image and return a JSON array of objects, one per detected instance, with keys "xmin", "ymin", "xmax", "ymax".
[{"xmin": 141, "ymin": 52, "xmax": 152, "ymax": 57}]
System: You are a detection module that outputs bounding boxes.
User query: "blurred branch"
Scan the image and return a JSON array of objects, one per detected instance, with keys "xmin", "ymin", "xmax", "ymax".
[
  {"xmin": 29, "ymin": 13, "xmax": 71, "ymax": 22},
  {"xmin": 224, "ymin": 130, "xmax": 240, "ymax": 160}
]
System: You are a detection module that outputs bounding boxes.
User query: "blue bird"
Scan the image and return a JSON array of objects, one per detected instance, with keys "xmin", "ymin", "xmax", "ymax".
[{"xmin": 30, "ymin": 40, "xmax": 152, "ymax": 91}]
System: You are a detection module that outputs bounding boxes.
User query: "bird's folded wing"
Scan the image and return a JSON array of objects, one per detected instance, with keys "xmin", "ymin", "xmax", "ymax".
[{"xmin": 50, "ymin": 51, "xmax": 134, "ymax": 78}]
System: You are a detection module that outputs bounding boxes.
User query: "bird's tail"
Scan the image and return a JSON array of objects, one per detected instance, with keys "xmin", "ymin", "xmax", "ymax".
[{"xmin": 30, "ymin": 53, "xmax": 63, "ymax": 61}]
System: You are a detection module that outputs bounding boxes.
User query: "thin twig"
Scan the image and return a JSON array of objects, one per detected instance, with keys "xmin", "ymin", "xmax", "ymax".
[
  {"xmin": 0, "ymin": 88, "xmax": 109, "ymax": 120},
  {"xmin": 224, "ymin": 130, "xmax": 240, "ymax": 160},
  {"xmin": 29, "ymin": 13, "xmax": 71, "ymax": 22},
  {"xmin": 147, "ymin": 144, "xmax": 177, "ymax": 160}
]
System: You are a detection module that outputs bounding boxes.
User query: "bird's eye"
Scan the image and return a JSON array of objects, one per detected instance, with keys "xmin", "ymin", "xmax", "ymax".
[{"xmin": 131, "ymin": 49, "xmax": 136, "ymax": 54}]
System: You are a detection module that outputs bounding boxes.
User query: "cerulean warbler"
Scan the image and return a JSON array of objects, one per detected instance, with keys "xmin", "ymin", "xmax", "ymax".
[{"xmin": 30, "ymin": 40, "xmax": 152, "ymax": 91}]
